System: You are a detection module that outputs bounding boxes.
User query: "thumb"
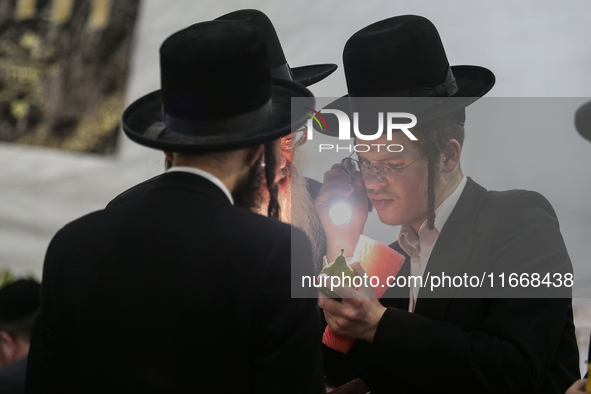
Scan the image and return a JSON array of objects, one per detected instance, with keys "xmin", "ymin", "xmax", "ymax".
[
  {"xmin": 349, "ymin": 261, "xmax": 366, "ymax": 277},
  {"xmin": 349, "ymin": 262, "xmax": 377, "ymax": 298}
]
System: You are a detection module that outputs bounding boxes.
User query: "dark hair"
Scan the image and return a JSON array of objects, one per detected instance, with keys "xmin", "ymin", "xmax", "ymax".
[
  {"xmin": 263, "ymin": 142, "xmax": 280, "ymax": 219},
  {"xmin": 167, "ymin": 144, "xmax": 280, "ymax": 218},
  {"xmin": 0, "ymin": 312, "xmax": 37, "ymax": 341},
  {"xmin": 411, "ymin": 117, "xmax": 465, "ymax": 229}
]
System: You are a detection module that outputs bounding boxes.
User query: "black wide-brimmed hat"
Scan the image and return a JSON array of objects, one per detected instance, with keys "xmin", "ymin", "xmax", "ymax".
[
  {"xmin": 215, "ymin": 9, "xmax": 336, "ymax": 86},
  {"xmin": 122, "ymin": 20, "xmax": 315, "ymax": 153},
  {"xmin": 319, "ymin": 15, "xmax": 496, "ymax": 137},
  {"xmin": 575, "ymin": 100, "xmax": 591, "ymax": 143}
]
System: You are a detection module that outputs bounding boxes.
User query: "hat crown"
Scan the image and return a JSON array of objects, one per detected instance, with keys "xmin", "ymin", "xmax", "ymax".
[
  {"xmin": 344, "ymin": 15, "xmax": 452, "ymax": 96},
  {"xmin": 159, "ymin": 20, "xmax": 271, "ymax": 122},
  {"xmin": 215, "ymin": 9, "xmax": 287, "ymax": 70},
  {"xmin": 122, "ymin": 18, "xmax": 315, "ymax": 153},
  {"xmin": 214, "ymin": 9, "xmax": 338, "ymax": 85}
]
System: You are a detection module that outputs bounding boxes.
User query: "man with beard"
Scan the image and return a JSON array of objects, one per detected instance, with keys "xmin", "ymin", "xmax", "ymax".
[
  {"xmin": 25, "ymin": 21, "xmax": 324, "ymax": 393},
  {"xmin": 107, "ymin": 10, "xmax": 332, "ymax": 268},
  {"xmin": 251, "ymin": 130, "xmax": 326, "ymax": 269}
]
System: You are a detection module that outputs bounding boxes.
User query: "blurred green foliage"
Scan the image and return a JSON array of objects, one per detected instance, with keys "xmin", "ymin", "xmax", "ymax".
[{"xmin": 0, "ymin": 267, "xmax": 39, "ymax": 289}]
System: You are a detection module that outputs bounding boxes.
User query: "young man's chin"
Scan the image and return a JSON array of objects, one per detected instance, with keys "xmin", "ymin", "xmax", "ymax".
[
  {"xmin": 375, "ymin": 209, "xmax": 398, "ymax": 226},
  {"xmin": 375, "ymin": 206, "xmax": 420, "ymax": 227}
]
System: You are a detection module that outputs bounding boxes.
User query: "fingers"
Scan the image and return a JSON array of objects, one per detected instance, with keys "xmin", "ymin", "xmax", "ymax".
[
  {"xmin": 349, "ymin": 263, "xmax": 378, "ymax": 298},
  {"xmin": 328, "ymin": 276, "xmax": 376, "ymax": 300},
  {"xmin": 575, "ymin": 379, "xmax": 586, "ymax": 390},
  {"xmin": 351, "ymin": 171, "xmax": 365, "ymax": 189},
  {"xmin": 349, "ymin": 262, "xmax": 365, "ymax": 276},
  {"xmin": 332, "ymin": 283, "xmax": 364, "ymax": 299},
  {"xmin": 565, "ymin": 379, "xmax": 587, "ymax": 394},
  {"xmin": 318, "ymin": 293, "xmax": 346, "ymax": 314},
  {"xmin": 324, "ymin": 165, "xmax": 355, "ymax": 190},
  {"xmin": 316, "ymin": 170, "xmax": 354, "ymax": 203},
  {"xmin": 317, "ymin": 263, "xmax": 376, "ymax": 302},
  {"xmin": 315, "ymin": 165, "xmax": 357, "ymax": 216}
]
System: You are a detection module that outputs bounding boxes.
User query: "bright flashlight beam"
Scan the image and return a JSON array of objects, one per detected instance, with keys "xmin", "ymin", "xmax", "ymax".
[{"xmin": 329, "ymin": 202, "xmax": 353, "ymax": 225}]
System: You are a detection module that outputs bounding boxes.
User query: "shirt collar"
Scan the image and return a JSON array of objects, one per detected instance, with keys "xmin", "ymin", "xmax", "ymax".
[
  {"xmin": 398, "ymin": 176, "xmax": 467, "ymax": 257},
  {"xmin": 166, "ymin": 167, "xmax": 234, "ymax": 205}
]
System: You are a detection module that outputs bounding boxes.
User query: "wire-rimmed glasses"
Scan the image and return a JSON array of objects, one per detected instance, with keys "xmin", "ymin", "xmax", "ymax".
[
  {"xmin": 341, "ymin": 153, "xmax": 425, "ymax": 182},
  {"xmin": 261, "ymin": 126, "xmax": 308, "ymax": 167},
  {"xmin": 280, "ymin": 126, "xmax": 308, "ymax": 151}
]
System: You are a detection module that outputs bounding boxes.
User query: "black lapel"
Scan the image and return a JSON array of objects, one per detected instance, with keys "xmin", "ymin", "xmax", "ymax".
[{"xmin": 414, "ymin": 178, "xmax": 488, "ymax": 320}]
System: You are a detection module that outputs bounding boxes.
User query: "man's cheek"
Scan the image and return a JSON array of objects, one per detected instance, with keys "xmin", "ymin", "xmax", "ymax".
[{"xmin": 281, "ymin": 150, "xmax": 291, "ymax": 163}]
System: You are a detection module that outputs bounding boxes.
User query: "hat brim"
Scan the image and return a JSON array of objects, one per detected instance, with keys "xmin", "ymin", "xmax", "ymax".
[
  {"xmin": 292, "ymin": 64, "xmax": 337, "ymax": 86},
  {"xmin": 122, "ymin": 78, "xmax": 314, "ymax": 153},
  {"xmin": 575, "ymin": 100, "xmax": 591, "ymax": 142},
  {"xmin": 317, "ymin": 65, "xmax": 495, "ymax": 137}
]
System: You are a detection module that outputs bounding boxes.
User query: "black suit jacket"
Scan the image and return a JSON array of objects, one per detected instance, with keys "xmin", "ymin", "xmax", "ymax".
[
  {"xmin": 323, "ymin": 178, "xmax": 579, "ymax": 394},
  {"xmin": 26, "ymin": 172, "xmax": 324, "ymax": 393},
  {"xmin": 106, "ymin": 174, "xmax": 325, "ymax": 210},
  {"xmin": 107, "ymin": 173, "xmax": 328, "ymax": 272}
]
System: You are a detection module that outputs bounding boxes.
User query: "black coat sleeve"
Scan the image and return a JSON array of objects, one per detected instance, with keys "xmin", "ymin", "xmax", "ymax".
[
  {"xmin": 368, "ymin": 191, "xmax": 578, "ymax": 394},
  {"xmin": 251, "ymin": 227, "xmax": 325, "ymax": 394}
]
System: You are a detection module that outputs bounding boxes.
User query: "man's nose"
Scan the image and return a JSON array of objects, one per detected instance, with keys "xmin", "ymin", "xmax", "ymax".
[{"xmin": 362, "ymin": 169, "xmax": 387, "ymax": 189}]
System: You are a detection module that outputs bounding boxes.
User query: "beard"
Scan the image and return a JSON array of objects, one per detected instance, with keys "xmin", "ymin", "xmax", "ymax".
[
  {"xmin": 253, "ymin": 152, "xmax": 324, "ymax": 271},
  {"xmin": 289, "ymin": 153, "xmax": 324, "ymax": 271}
]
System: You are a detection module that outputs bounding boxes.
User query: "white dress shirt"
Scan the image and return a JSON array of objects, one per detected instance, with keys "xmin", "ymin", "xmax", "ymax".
[
  {"xmin": 167, "ymin": 166, "xmax": 234, "ymax": 205},
  {"xmin": 398, "ymin": 176, "xmax": 467, "ymax": 312}
]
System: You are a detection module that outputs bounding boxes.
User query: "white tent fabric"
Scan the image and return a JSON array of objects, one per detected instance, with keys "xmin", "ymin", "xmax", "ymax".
[{"xmin": 2, "ymin": 0, "xmax": 591, "ymax": 373}]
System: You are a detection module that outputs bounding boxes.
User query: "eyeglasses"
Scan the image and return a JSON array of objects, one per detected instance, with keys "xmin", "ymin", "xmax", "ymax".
[
  {"xmin": 261, "ymin": 128, "xmax": 307, "ymax": 167},
  {"xmin": 280, "ymin": 126, "xmax": 307, "ymax": 151},
  {"xmin": 341, "ymin": 153, "xmax": 425, "ymax": 182}
]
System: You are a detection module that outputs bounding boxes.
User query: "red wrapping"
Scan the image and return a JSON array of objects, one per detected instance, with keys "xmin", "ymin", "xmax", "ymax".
[{"xmin": 322, "ymin": 236, "xmax": 405, "ymax": 353}]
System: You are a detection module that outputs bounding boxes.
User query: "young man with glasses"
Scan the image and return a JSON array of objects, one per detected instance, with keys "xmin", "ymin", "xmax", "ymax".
[{"xmin": 314, "ymin": 15, "xmax": 578, "ymax": 394}]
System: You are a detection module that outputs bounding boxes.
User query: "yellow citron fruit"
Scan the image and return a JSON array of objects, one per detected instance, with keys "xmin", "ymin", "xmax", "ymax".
[{"xmin": 319, "ymin": 248, "xmax": 355, "ymax": 300}]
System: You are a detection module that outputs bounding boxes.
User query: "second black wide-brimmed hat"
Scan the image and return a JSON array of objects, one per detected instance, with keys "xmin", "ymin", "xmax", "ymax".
[
  {"xmin": 575, "ymin": 100, "xmax": 591, "ymax": 143},
  {"xmin": 215, "ymin": 9, "xmax": 337, "ymax": 86},
  {"xmin": 319, "ymin": 15, "xmax": 496, "ymax": 137},
  {"xmin": 122, "ymin": 20, "xmax": 314, "ymax": 153}
]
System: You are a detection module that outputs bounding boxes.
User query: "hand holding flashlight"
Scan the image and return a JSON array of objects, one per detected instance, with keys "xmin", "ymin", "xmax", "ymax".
[
  {"xmin": 327, "ymin": 156, "xmax": 373, "ymax": 225},
  {"xmin": 328, "ymin": 199, "xmax": 354, "ymax": 225},
  {"xmin": 314, "ymin": 162, "xmax": 370, "ymax": 262}
]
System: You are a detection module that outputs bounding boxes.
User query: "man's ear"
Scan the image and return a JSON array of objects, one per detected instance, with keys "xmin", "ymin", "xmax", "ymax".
[
  {"xmin": 0, "ymin": 331, "xmax": 16, "ymax": 364},
  {"xmin": 245, "ymin": 145, "xmax": 264, "ymax": 167},
  {"xmin": 440, "ymin": 139, "xmax": 461, "ymax": 173},
  {"xmin": 163, "ymin": 151, "xmax": 174, "ymax": 163}
]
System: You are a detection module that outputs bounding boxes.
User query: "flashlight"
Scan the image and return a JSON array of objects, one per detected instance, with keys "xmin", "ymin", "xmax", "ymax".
[
  {"xmin": 327, "ymin": 157, "xmax": 373, "ymax": 225},
  {"xmin": 328, "ymin": 198, "xmax": 353, "ymax": 225}
]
